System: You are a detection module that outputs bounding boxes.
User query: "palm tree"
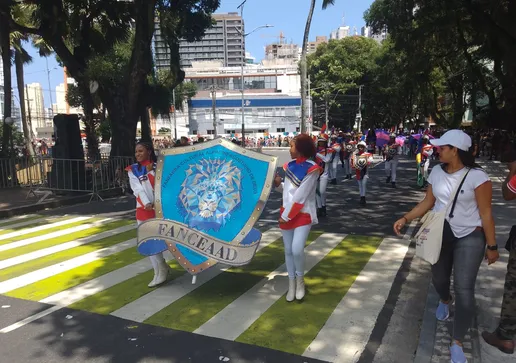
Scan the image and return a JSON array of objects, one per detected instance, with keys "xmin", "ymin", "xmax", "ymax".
[
  {"xmin": 300, "ymin": 0, "xmax": 335, "ymax": 134},
  {"xmin": 0, "ymin": 8, "xmax": 12, "ymax": 158}
]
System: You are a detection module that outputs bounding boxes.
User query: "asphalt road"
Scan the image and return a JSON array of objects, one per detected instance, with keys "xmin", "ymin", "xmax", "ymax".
[{"xmin": 0, "ymin": 152, "xmax": 431, "ymax": 363}]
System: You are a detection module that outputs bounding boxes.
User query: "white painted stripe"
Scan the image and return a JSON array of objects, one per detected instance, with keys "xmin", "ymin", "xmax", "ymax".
[
  {"xmin": 302, "ymin": 235, "xmax": 412, "ymax": 363},
  {"xmin": 0, "ymin": 224, "xmax": 136, "ymax": 270},
  {"xmin": 0, "ymin": 214, "xmax": 37, "ymax": 226},
  {"xmin": 0, "ymin": 238, "xmax": 136, "ymax": 294},
  {"xmin": 0, "ymin": 216, "xmax": 92, "ymax": 242},
  {"xmin": 195, "ymin": 232, "xmax": 346, "ymax": 340},
  {"xmin": 40, "ymin": 254, "xmax": 173, "ymax": 306},
  {"xmin": 0, "ymin": 306, "xmax": 62, "ymax": 334},
  {"xmin": 0, "ymin": 216, "xmax": 58, "ymax": 231},
  {"xmin": 0, "ymin": 218, "xmax": 116, "ymax": 253},
  {"xmin": 111, "ymin": 228, "xmax": 283, "ymax": 323}
]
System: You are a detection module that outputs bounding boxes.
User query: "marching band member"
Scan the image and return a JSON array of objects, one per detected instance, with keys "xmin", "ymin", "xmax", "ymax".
[
  {"xmin": 274, "ymin": 134, "xmax": 321, "ymax": 302},
  {"xmin": 126, "ymin": 141, "xmax": 171, "ymax": 288},
  {"xmin": 315, "ymin": 135, "xmax": 333, "ymax": 217},
  {"xmin": 383, "ymin": 133, "xmax": 401, "ymax": 188},
  {"xmin": 341, "ymin": 133, "xmax": 355, "ymax": 179},
  {"xmin": 416, "ymin": 135, "xmax": 433, "ymax": 188},
  {"xmin": 330, "ymin": 135, "xmax": 342, "ymax": 185},
  {"xmin": 352, "ymin": 141, "xmax": 374, "ymax": 205}
]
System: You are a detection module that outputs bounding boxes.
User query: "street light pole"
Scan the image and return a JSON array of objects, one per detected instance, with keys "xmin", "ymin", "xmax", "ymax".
[
  {"xmin": 172, "ymin": 88, "xmax": 177, "ymax": 141},
  {"xmin": 238, "ymin": 0, "xmax": 247, "ymax": 147}
]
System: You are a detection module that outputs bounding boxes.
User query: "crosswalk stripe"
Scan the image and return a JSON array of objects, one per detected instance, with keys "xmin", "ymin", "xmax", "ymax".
[
  {"xmin": 0, "ymin": 224, "xmax": 135, "ymax": 270},
  {"xmin": 0, "ymin": 216, "xmax": 93, "ymax": 242},
  {"xmin": 40, "ymin": 254, "xmax": 173, "ymax": 306},
  {"xmin": 0, "ymin": 216, "xmax": 60, "ymax": 232},
  {"xmin": 111, "ymin": 228, "xmax": 283, "ymax": 323},
  {"xmin": 0, "ymin": 214, "xmax": 39, "ymax": 227},
  {"xmin": 0, "ymin": 218, "xmax": 116, "ymax": 253},
  {"xmin": 0, "ymin": 306, "xmax": 61, "ymax": 334},
  {"xmin": 0, "ymin": 238, "xmax": 136, "ymax": 294},
  {"xmin": 195, "ymin": 232, "xmax": 346, "ymax": 340},
  {"xmin": 302, "ymin": 236, "xmax": 411, "ymax": 362}
]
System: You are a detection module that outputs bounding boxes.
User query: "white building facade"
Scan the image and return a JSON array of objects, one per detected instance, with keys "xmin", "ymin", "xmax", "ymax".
[{"xmin": 184, "ymin": 62, "xmax": 301, "ymax": 137}]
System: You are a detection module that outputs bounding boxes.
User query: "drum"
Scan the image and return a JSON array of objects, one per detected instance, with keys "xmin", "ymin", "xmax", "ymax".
[{"xmin": 356, "ymin": 156, "xmax": 368, "ymax": 170}]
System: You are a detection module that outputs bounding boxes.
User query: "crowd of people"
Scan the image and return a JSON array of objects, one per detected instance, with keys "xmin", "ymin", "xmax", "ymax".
[{"xmin": 127, "ymin": 128, "xmax": 516, "ymax": 363}]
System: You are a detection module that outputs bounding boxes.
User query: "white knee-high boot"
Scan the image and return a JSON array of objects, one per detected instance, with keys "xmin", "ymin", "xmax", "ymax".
[{"xmin": 148, "ymin": 253, "xmax": 169, "ymax": 287}]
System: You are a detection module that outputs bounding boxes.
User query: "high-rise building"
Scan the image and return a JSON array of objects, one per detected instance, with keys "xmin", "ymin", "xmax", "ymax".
[
  {"xmin": 24, "ymin": 83, "xmax": 46, "ymax": 135},
  {"xmin": 265, "ymin": 34, "xmax": 299, "ymax": 63},
  {"xmin": 330, "ymin": 25, "xmax": 350, "ymax": 40},
  {"xmin": 361, "ymin": 26, "xmax": 388, "ymax": 43},
  {"xmin": 53, "ymin": 83, "xmax": 68, "ymax": 114},
  {"xmin": 154, "ymin": 13, "xmax": 245, "ymax": 70},
  {"xmin": 307, "ymin": 36, "xmax": 328, "ymax": 54}
]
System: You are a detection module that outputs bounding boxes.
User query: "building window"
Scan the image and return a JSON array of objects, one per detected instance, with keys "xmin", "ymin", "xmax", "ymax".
[
  {"xmin": 225, "ymin": 129, "xmax": 236, "ymax": 134},
  {"xmin": 276, "ymin": 128, "xmax": 286, "ymax": 132},
  {"xmin": 207, "ymin": 130, "xmax": 215, "ymax": 135},
  {"xmin": 257, "ymin": 129, "xmax": 267, "ymax": 133},
  {"xmin": 192, "ymin": 130, "xmax": 197, "ymax": 135},
  {"xmin": 296, "ymin": 127, "xmax": 300, "ymax": 132}
]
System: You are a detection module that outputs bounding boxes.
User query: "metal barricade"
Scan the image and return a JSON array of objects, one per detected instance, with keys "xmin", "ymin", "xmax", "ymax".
[{"xmin": 92, "ymin": 156, "xmax": 134, "ymax": 200}]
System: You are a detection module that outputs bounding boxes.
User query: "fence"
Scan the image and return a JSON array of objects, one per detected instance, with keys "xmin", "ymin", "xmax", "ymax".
[{"xmin": 0, "ymin": 155, "xmax": 134, "ymax": 202}]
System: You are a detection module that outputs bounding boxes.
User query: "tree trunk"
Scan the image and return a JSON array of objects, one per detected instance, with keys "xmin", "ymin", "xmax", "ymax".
[
  {"xmin": 140, "ymin": 106, "xmax": 152, "ymax": 143},
  {"xmin": 14, "ymin": 45, "xmax": 35, "ymax": 156},
  {"xmin": 300, "ymin": 0, "xmax": 316, "ymax": 134},
  {"xmin": 0, "ymin": 15, "xmax": 12, "ymax": 157},
  {"xmin": 78, "ymin": 82, "xmax": 100, "ymax": 161}
]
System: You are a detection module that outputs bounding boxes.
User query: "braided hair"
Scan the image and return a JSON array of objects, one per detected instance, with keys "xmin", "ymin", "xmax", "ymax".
[{"xmin": 136, "ymin": 141, "xmax": 157, "ymax": 163}]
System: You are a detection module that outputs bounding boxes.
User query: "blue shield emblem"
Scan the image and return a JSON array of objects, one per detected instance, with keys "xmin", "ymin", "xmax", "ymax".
[{"xmin": 137, "ymin": 138, "xmax": 277, "ymax": 275}]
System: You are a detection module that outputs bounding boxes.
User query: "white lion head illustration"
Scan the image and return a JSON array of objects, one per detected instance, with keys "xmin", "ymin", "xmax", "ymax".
[{"xmin": 178, "ymin": 159, "xmax": 242, "ymax": 232}]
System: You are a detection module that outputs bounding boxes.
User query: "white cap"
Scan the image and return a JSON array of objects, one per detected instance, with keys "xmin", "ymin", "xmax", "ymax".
[
  {"xmin": 430, "ymin": 130, "xmax": 471, "ymax": 151},
  {"xmin": 357, "ymin": 141, "xmax": 367, "ymax": 147}
]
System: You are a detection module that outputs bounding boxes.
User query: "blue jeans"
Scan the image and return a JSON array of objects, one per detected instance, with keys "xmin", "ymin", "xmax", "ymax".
[{"xmin": 431, "ymin": 229, "xmax": 486, "ymax": 341}]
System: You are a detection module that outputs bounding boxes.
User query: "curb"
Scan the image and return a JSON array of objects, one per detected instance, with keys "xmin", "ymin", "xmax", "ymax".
[{"xmin": 0, "ymin": 194, "xmax": 93, "ymax": 219}]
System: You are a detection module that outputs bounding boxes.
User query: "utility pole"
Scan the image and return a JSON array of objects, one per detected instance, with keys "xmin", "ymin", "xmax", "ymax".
[
  {"xmin": 357, "ymin": 85, "xmax": 363, "ymax": 132},
  {"xmin": 208, "ymin": 85, "xmax": 218, "ymax": 137},
  {"xmin": 172, "ymin": 88, "xmax": 177, "ymax": 141},
  {"xmin": 45, "ymin": 58, "xmax": 53, "ymax": 119},
  {"xmin": 307, "ymin": 76, "xmax": 311, "ymax": 134},
  {"xmin": 25, "ymin": 85, "xmax": 33, "ymax": 138},
  {"xmin": 238, "ymin": 0, "xmax": 247, "ymax": 147},
  {"xmin": 325, "ymin": 96, "xmax": 329, "ymax": 134}
]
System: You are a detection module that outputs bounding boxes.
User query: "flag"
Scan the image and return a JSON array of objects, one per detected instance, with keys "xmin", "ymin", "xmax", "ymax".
[{"xmin": 321, "ymin": 123, "xmax": 327, "ymax": 133}]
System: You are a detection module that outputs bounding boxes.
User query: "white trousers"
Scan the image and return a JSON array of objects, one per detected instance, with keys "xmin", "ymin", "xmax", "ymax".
[
  {"xmin": 343, "ymin": 158, "xmax": 351, "ymax": 175},
  {"xmin": 281, "ymin": 224, "xmax": 311, "ymax": 279},
  {"xmin": 331, "ymin": 158, "xmax": 339, "ymax": 180},
  {"xmin": 357, "ymin": 176, "xmax": 368, "ymax": 197},
  {"xmin": 385, "ymin": 159, "xmax": 398, "ymax": 182},
  {"xmin": 422, "ymin": 159, "xmax": 430, "ymax": 180},
  {"xmin": 316, "ymin": 176, "xmax": 328, "ymax": 207},
  {"xmin": 137, "ymin": 220, "xmax": 166, "ymax": 266}
]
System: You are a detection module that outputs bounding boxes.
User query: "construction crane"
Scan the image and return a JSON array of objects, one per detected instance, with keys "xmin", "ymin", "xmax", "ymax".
[{"xmin": 260, "ymin": 31, "xmax": 286, "ymax": 44}]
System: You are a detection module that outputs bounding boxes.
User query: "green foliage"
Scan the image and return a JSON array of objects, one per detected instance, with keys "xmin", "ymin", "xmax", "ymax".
[{"xmin": 365, "ymin": 0, "xmax": 516, "ymax": 129}]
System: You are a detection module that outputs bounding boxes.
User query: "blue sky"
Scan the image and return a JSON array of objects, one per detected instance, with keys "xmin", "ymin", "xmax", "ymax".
[{"xmin": 17, "ymin": 0, "xmax": 375, "ymax": 108}]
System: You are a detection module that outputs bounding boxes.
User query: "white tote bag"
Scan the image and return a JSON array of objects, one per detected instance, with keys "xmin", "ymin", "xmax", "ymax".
[{"xmin": 414, "ymin": 169, "xmax": 469, "ymax": 264}]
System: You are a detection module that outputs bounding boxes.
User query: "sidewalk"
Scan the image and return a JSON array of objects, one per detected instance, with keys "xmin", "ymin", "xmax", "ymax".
[
  {"xmin": 415, "ymin": 159, "xmax": 514, "ymax": 363},
  {"xmin": 0, "ymin": 187, "xmax": 95, "ymax": 219}
]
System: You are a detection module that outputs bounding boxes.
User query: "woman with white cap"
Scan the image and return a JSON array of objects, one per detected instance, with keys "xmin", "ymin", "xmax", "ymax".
[
  {"xmin": 393, "ymin": 129, "xmax": 498, "ymax": 363},
  {"xmin": 315, "ymin": 136, "xmax": 334, "ymax": 217},
  {"xmin": 383, "ymin": 133, "xmax": 400, "ymax": 188},
  {"xmin": 352, "ymin": 141, "xmax": 374, "ymax": 205}
]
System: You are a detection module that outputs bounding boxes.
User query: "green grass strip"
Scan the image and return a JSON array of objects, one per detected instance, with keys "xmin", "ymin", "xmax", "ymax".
[
  {"xmin": 144, "ymin": 231, "xmax": 324, "ymax": 331},
  {"xmin": 235, "ymin": 235, "xmax": 382, "ymax": 355},
  {"xmin": 0, "ymin": 215, "xmax": 45, "ymax": 229},
  {"xmin": 0, "ymin": 218, "xmax": 99, "ymax": 246},
  {"xmin": 69, "ymin": 261, "xmax": 186, "ymax": 315},
  {"xmin": 5, "ymin": 243, "xmax": 146, "ymax": 301},
  {"xmin": 0, "ymin": 219, "xmax": 134, "ymax": 261},
  {"xmin": 0, "ymin": 229, "xmax": 136, "ymax": 282}
]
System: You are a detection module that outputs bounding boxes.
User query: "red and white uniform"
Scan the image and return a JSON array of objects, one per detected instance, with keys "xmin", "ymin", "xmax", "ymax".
[
  {"xmin": 126, "ymin": 161, "xmax": 156, "ymax": 223},
  {"xmin": 508, "ymin": 175, "xmax": 516, "ymax": 194},
  {"xmin": 277, "ymin": 157, "xmax": 322, "ymax": 230},
  {"xmin": 352, "ymin": 151, "xmax": 374, "ymax": 180},
  {"xmin": 330, "ymin": 141, "xmax": 342, "ymax": 180}
]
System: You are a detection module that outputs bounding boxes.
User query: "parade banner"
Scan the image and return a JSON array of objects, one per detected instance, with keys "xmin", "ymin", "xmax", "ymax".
[{"xmin": 137, "ymin": 138, "xmax": 277, "ymax": 275}]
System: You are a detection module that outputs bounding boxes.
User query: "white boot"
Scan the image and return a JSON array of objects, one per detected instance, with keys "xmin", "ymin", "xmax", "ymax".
[
  {"xmin": 286, "ymin": 279, "xmax": 296, "ymax": 302},
  {"xmin": 295, "ymin": 276, "xmax": 305, "ymax": 300},
  {"xmin": 147, "ymin": 256, "xmax": 158, "ymax": 288},
  {"xmin": 153, "ymin": 253, "xmax": 170, "ymax": 286}
]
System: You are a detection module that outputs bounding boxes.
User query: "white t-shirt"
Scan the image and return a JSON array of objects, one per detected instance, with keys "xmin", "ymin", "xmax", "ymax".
[{"xmin": 428, "ymin": 165, "xmax": 490, "ymax": 238}]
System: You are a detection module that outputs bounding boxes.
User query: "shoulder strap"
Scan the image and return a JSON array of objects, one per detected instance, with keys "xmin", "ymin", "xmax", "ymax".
[{"xmin": 447, "ymin": 168, "xmax": 471, "ymax": 219}]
